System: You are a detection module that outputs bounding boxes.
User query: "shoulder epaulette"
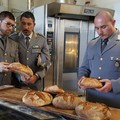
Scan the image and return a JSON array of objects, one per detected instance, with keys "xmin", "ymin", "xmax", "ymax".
[
  {"xmin": 92, "ymin": 36, "xmax": 99, "ymax": 40},
  {"xmin": 9, "ymin": 32, "xmax": 19, "ymax": 40},
  {"xmin": 36, "ymin": 33, "xmax": 46, "ymax": 38}
]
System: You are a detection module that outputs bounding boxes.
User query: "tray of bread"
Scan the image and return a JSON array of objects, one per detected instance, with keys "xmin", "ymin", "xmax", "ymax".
[{"xmin": 0, "ymin": 85, "xmax": 119, "ymax": 120}]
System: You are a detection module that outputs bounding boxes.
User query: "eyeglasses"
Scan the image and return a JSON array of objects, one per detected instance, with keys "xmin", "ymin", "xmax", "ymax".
[{"xmin": 2, "ymin": 20, "xmax": 15, "ymax": 28}]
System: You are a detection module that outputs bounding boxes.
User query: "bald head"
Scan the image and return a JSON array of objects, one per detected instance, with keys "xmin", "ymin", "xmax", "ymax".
[
  {"xmin": 95, "ymin": 10, "xmax": 114, "ymax": 23},
  {"xmin": 94, "ymin": 10, "xmax": 116, "ymax": 39}
]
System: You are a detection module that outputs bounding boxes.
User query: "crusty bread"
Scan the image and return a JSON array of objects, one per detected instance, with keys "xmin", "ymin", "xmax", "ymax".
[
  {"xmin": 22, "ymin": 90, "xmax": 53, "ymax": 107},
  {"xmin": 52, "ymin": 92, "xmax": 85, "ymax": 109},
  {"xmin": 44, "ymin": 85, "xmax": 65, "ymax": 94},
  {"xmin": 75, "ymin": 102, "xmax": 111, "ymax": 120},
  {"xmin": 8, "ymin": 62, "xmax": 33, "ymax": 78},
  {"xmin": 80, "ymin": 77, "xmax": 103, "ymax": 88}
]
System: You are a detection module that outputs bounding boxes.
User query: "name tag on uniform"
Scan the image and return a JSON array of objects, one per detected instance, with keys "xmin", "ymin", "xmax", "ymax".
[
  {"xmin": 32, "ymin": 45, "xmax": 41, "ymax": 53},
  {"xmin": 32, "ymin": 45, "xmax": 39, "ymax": 49}
]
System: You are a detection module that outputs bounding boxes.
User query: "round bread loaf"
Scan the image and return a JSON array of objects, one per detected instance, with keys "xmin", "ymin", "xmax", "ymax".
[
  {"xmin": 52, "ymin": 92, "xmax": 85, "ymax": 109},
  {"xmin": 22, "ymin": 90, "xmax": 53, "ymax": 107},
  {"xmin": 75, "ymin": 102, "xmax": 111, "ymax": 120},
  {"xmin": 8, "ymin": 62, "xmax": 33, "ymax": 78},
  {"xmin": 44, "ymin": 85, "xmax": 65, "ymax": 94},
  {"xmin": 80, "ymin": 76, "xmax": 103, "ymax": 88}
]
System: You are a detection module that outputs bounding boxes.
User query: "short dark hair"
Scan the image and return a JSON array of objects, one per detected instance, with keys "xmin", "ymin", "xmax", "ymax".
[
  {"xmin": 20, "ymin": 11, "xmax": 35, "ymax": 22},
  {"xmin": 0, "ymin": 11, "xmax": 15, "ymax": 21}
]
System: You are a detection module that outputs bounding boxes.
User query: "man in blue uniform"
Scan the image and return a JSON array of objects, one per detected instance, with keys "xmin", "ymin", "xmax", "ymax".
[{"xmin": 78, "ymin": 10, "xmax": 120, "ymax": 108}]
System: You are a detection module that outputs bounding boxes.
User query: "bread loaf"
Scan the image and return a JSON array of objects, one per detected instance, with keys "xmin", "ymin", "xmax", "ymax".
[
  {"xmin": 52, "ymin": 92, "xmax": 85, "ymax": 109},
  {"xmin": 22, "ymin": 90, "xmax": 53, "ymax": 107},
  {"xmin": 8, "ymin": 62, "xmax": 33, "ymax": 78},
  {"xmin": 80, "ymin": 76, "xmax": 103, "ymax": 88},
  {"xmin": 44, "ymin": 85, "xmax": 65, "ymax": 94},
  {"xmin": 75, "ymin": 102, "xmax": 111, "ymax": 120}
]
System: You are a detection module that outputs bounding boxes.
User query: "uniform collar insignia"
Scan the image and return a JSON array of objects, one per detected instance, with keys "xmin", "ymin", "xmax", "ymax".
[
  {"xmin": 110, "ymin": 57, "xmax": 114, "ymax": 60},
  {"xmin": 32, "ymin": 45, "xmax": 39, "ymax": 48},
  {"xmin": 18, "ymin": 31, "xmax": 22, "ymax": 36},
  {"xmin": 117, "ymin": 35, "xmax": 120, "ymax": 41}
]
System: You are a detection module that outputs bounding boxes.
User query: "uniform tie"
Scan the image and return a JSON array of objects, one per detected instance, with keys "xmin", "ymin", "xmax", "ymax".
[
  {"xmin": 101, "ymin": 38, "xmax": 108, "ymax": 52},
  {"xmin": 25, "ymin": 36, "xmax": 30, "ymax": 48}
]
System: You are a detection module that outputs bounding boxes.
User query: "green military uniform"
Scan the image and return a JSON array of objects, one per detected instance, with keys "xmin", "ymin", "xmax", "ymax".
[
  {"xmin": 10, "ymin": 32, "xmax": 51, "ymax": 90},
  {"xmin": 0, "ymin": 36, "xmax": 19, "ymax": 85}
]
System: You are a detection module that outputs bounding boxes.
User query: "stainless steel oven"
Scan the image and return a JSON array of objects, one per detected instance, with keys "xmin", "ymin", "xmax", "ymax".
[{"xmin": 50, "ymin": 18, "xmax": 95, "ymax": 93}]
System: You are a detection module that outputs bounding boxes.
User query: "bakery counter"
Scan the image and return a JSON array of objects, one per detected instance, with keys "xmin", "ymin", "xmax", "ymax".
[{"xmin": 0, "ymin": 85, "xmax": 119, "ymax": 120}]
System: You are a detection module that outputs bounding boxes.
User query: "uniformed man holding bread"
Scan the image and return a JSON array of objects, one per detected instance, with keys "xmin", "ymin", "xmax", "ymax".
[
  {"xmin": 11, "ymin": 11, "xmax": 51, "ymax": 90},
  {"xmin": 78, "ymin": 10, "xmax": 120, "ymax": 108}
]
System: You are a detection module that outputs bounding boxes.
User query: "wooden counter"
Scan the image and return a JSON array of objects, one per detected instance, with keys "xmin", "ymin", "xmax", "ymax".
[{"xmin": 0, "ymin": 85, "xmax": 119, "ymax": 120}]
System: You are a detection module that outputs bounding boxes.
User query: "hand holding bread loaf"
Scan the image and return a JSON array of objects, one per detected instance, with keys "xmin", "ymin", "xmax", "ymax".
[
  {"xmin": 8, "ymin": 62, "xmax": 33, "ymax": 78},
  {"xmin": 79, "ymin": 76, "xmax": 103, "ymax": 88}
]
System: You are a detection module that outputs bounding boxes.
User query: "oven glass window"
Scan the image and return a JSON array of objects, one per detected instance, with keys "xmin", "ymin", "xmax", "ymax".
[{"xmin": 64, "ymin": 32, "xmax": 79, "ymax": 72}]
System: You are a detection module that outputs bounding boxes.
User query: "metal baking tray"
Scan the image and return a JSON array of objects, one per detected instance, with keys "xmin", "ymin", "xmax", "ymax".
[{"xmin": 0, "ymin": 100, "xmax": 66, "ymax": 120}]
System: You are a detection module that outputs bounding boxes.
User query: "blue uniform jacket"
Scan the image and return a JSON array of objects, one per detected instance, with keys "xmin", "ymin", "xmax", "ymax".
[{"xmin": 78, "ymin": 30, "xmax": 120, "ymax": 108}]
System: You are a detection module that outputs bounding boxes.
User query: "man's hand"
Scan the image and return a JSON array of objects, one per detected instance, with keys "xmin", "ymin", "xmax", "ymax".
[
  {"xmin": 21, "ymin": 75, "xmax": 38, "ymax": 84},
  {"xmin": 0, "ymin": 62, "xmax": 10, "ymax": 72},
  {"xmin": 96, "ymin": 79, "xmax": 112, "ymax": 92},
  {"xmin": 78, "ymin": 76, "xmax": 88, "ymax": 90}
]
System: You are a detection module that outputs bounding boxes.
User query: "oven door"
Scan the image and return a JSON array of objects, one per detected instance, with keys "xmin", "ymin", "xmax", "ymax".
[
  {"xmin": 63, "ymin": 32, "xmax": 79, "ymax": 73},
  {"xmin": 48, "ymin": 18, "xmax": 95, "ymax": 93}
]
